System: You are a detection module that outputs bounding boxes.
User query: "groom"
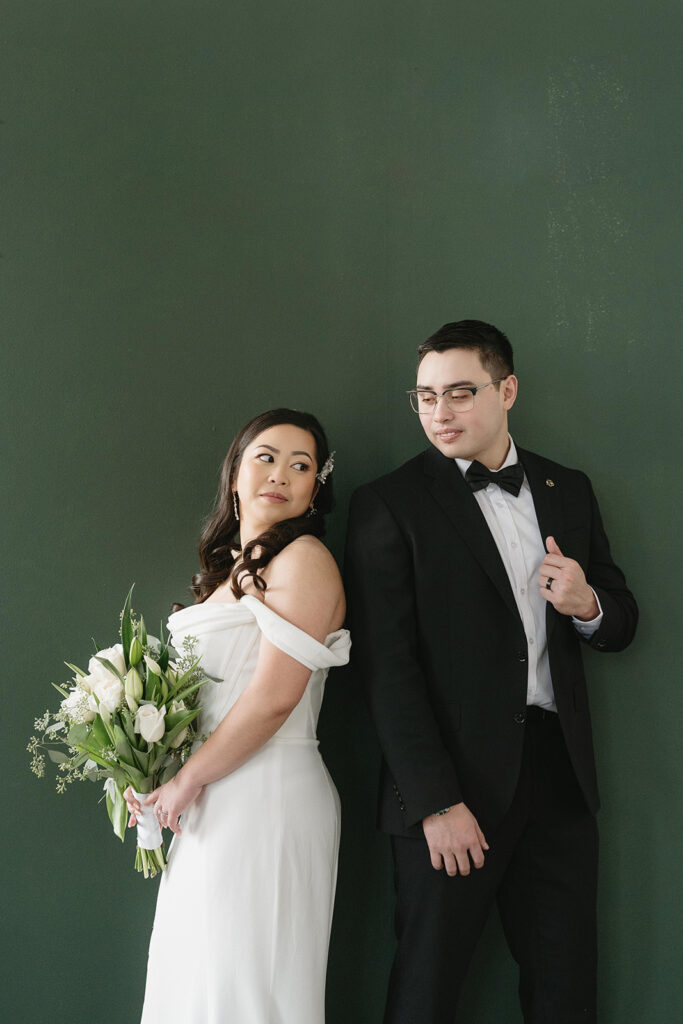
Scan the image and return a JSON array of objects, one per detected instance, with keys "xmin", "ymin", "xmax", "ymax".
[{"xmin": 345, "ymin": 320, "xmax": 637, "ymax": 1023}]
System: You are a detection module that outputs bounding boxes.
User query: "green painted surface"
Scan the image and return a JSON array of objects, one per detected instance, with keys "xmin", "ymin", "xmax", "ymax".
[{"xmin": 3, "ymin": 2, "xmax": 680, "ymax": 1021}]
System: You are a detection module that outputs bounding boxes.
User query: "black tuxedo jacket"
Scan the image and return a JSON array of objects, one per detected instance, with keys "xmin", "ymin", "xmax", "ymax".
[{"xmin": 344, "ymin": 445, "xmax": 638, "ymax": 838}]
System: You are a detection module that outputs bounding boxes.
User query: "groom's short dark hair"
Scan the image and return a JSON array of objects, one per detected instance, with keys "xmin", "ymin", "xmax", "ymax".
[{"xmin": 417, "ymin": 320, "xmax": 514, "ymax": 380}]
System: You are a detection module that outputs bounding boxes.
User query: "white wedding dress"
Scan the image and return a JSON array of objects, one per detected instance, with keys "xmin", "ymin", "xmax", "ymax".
[{"xmin": 140, "ymin": 594, "xmax": 351, "ymax": 1024}]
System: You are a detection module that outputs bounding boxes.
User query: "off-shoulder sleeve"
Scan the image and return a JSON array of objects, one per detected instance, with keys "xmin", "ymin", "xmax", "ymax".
[{"xmin": 240, "ymin": 595, "xmax": 350, "ymax": 671}]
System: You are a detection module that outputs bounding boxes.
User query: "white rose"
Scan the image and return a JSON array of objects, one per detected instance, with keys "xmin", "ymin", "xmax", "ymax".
[
  {"xmin": 88, "ymin": 674, "xmax": 124, "ymax": 717},
  {"xmin": 60, "ymin": 687, "xmax": 96, "ymax": 724},
  {"xmin": 169, "ymin": 699, "xmax": 188, "ymax": 748},
  {"xmin": 134, "ymin": 702, "xmax": 167, "ymax": 744}
]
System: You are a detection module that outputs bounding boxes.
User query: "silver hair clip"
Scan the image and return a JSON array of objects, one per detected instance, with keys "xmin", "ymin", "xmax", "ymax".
[{"xmin": 316, "ymin": 451, "xmax": 335, "ymax": 484}]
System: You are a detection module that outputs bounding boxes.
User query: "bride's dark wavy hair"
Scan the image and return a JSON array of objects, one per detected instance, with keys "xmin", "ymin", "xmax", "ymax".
[{"xmin": 190, "ymin": 408, "xmax": 334, "ymax": 603}]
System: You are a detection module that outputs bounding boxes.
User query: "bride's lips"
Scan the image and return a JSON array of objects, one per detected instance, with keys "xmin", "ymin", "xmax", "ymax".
[{"xmin": 260, "ymin": 491, "xmax": 288, "ymax": 503}]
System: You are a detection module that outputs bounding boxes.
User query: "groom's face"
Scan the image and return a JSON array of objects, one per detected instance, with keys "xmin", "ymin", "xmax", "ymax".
[{"xmin": 416, "ymin": 347, "xmax": 517, "ymax": 467}]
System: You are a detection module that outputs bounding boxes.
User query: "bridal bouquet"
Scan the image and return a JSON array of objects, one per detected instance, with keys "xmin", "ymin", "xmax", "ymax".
[{"xmin": 27, "ymin": 587, "xmax": 210, "ymax": 878}]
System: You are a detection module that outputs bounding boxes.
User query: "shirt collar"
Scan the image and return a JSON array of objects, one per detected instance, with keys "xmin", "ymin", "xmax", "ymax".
[{"xmin": 455, "ymin": 435, "xmax": 518, "ymax": 479}]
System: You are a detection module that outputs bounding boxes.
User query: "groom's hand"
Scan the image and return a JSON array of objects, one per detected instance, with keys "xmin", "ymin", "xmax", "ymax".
[
  {"xmin": 422, "ymin": 802, "xmax": 489, "ymax": 876},
  {"xmin": 539, "ymin": 536, "xmax": 599, "ymax": 621}
]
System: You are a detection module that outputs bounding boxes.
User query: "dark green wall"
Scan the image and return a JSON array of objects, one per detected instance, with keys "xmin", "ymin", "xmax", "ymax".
[{"xmin": 3, "ymin": 2, "xmax": 680, "ymax": 1021}]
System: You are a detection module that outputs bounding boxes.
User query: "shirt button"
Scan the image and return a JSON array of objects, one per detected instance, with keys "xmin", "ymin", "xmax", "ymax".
[
  {"xmin": 520, "ymin": 587, "xmax": 526, "ymax": 595},
  {"xmin": 528, "ymin": 637, "xmax": 535, "ymax": 645},
  {"xmin": 511, "ymin": 541, "xmax": 518, "ymax": 548}
]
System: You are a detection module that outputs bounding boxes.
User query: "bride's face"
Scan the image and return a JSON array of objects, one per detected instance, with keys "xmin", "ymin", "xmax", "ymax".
[{"xmin": 233, "ymin": 423, "xmax": 319, "ymax": 530}]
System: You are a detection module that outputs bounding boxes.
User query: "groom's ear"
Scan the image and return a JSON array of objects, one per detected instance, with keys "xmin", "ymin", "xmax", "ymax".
[{"xmin": 502, "ymin": 375, "xmax": 518, "ymax": 410}]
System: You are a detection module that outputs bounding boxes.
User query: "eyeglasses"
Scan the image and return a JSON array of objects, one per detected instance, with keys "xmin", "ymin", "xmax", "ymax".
[{"xmin": 406, "ymin": 378, "xmax": 507, "ymax": 415}]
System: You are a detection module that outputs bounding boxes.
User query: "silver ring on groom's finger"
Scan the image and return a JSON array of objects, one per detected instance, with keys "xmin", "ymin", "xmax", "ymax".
[{"xmin": 545, "ymin": 577, "xmax": 553, "ymax": 590}]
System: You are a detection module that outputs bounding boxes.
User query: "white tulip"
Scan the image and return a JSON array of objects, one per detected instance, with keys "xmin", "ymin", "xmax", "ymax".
[
  {"xmin": 169, "ymin": 699, "xmax": 188, "ymax": 748},
  {"xmin": 144, "ymin": 654, "xmax": 162, "ymax": 677},
  {"xmin": 134, "ymin": 702, "xmax": 167, "ymax": 744}
]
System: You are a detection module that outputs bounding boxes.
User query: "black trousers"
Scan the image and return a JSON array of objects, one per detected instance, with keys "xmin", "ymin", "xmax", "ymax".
[{"xmin": 384, "ymin": 712, "xmax": 599, "ymax": 1024}]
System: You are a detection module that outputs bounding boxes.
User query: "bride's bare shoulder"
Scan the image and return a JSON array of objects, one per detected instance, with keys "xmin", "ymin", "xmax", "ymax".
[{"xmin": 265, "ymin": 536, "xmax": 345, "ymax": 634}]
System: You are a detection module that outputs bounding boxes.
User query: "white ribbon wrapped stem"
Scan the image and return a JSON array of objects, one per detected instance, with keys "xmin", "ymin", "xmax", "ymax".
[{"xmin": 131, "ymin": 787, "xmax": 163, "ymax": 850}]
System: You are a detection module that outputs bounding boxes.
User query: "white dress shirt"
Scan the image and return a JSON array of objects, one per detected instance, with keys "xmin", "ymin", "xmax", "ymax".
[{"xmin": 455, "ymin": 438, "xmax": 603, "ymax": 711}]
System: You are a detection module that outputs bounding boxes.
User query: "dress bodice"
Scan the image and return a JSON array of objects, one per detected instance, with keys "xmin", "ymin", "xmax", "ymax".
[{"xmin": 167, "ymin": 595, "xmax": 350, "ymax": 741}]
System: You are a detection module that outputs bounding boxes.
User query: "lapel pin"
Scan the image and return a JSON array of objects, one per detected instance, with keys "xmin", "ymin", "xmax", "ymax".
[{"xmin": 546, "ymin": 478, "xmax": 555, "ymax": 487}]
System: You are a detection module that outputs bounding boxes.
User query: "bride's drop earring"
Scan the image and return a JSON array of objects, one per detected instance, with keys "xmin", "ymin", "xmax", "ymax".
[{"xmin": 233, "ymin": 492, "xmax": 239, "ymax": 521}]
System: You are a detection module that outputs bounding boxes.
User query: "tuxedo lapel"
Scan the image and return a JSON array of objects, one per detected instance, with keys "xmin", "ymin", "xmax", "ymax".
[
  {"xmin": 518, "ymin": 447, "xmax": 565, "ymax": 641},
  {"xmin": 422, "ymin": 449, "xmax": 521, "ymax": 623}
]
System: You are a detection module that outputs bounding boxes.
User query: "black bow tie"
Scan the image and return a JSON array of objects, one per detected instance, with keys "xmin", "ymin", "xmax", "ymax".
[{"xmin": 465, "ymin": 460, "xmax": 524, "ymax": 497}]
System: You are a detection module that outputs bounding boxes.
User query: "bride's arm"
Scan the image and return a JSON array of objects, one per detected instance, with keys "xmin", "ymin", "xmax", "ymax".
[{"xmin": 127, "ymin": 538, "xmax": 344, "ymax": 834}]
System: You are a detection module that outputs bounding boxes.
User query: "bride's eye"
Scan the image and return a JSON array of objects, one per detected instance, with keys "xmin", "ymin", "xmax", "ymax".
[
  {"xmin": 292, "ymin": 462, "xmax": 310, "ymax": 472},
  {"xmin": 256, "ymin": 453, "xmax": 274, "ymax": 463}
]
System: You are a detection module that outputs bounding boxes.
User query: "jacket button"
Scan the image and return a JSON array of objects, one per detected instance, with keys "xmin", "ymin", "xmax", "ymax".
[
  {"xmin": 596, "ymin": 640, "xmax": 607, "ymax": 649},
  {"xmin": 513, "ymin": 712, "xmax": 526, "ymax": 724},
  {"xmin": 517, "ymin": 650, "xmax": 527, "ymax": 663}
]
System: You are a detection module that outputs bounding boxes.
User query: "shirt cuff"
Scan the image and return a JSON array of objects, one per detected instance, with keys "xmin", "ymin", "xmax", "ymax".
[{"xmin": 572, "ymin": 588, "xmax": 603, "ymax": 637}]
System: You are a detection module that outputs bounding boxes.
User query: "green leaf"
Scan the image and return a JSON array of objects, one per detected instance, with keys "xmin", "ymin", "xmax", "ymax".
[
  {"xmin": 105, "ymin": 783, "xmax": 128, "ymax": 842},
  {"xmin": 173, "ymin": 679, "xmax": 209, "ymax": 705},
  {"xmin": 158, "ymin": 642, "xmax": 170, "ymax": 673},
  {"xmin": 90, "ymin": 715, "xmax": 110, "ymax": 751},
  {"xmin": 64, "ymin": 662, "xmax": 88, "ymax": 678},
  {"xmin": 168, "ymin": 659, "xmax": 201, "ymax": 695},
  {"xmin": 48, "ymin": 749, "xmax": 69, "ymax": 764},
  {"xmin": 80, "ymin": 749, "xmax": 113, "ymax": 771},
  {"xmin": 117, "ymin": 764, "xmax": 147, "ymax": 792},
  {"xmin": 112, "ymin": 725, "xmax": 134, "ymax": 765},
  {"xmin": 120, "ymin": 708, "xmax": 137, "ymax": 746},
  {"xmin": 160, "ymin": 760, "xmax": 181, "ymax": 784},
  {"xmin": 120, "ymin": 585, "xmax": 135, "ymax": 669},
  {"xmin": 144, "ymin": 673, "xmax": 161, "ymax": 703},
  {"xmin": 164, "ymin": 709, "xmax": 199, "ymax": 731},
  {"xmin": 67, "ymin": 723, "xmax": 90, "ymax": 748},
  {"xmin": 132, "ymin": 747, "xmax": 150, "ymax": 776}
]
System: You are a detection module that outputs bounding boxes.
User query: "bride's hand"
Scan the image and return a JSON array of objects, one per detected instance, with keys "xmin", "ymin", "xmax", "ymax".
[
  {"xmin": 123, "ymin": 785, "xmax": 142, "ymax": 828},
  {"xmin": 144, "ymin": 774, "xmax": 203, "ymax": 836}
]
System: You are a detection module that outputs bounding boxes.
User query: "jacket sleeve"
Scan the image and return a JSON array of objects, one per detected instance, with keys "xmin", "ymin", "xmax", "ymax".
[
  {"xmin": 344, "ymin": 483, "xmax": 463, "ymax": 827},
  {"xmin": 582, "ymin": 477, "xmax": 639, "ymax": 653}
]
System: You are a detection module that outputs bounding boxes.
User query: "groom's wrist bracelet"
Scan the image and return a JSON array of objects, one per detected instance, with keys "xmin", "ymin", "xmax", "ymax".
[{"xmin": 433, "ymin": 806, "xmax": 452, "ymax": 817}]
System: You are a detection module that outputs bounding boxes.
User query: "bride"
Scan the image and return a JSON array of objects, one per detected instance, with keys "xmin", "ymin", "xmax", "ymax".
[{"xmin": 125, "ymin": 408, "xmax": 350, "ymax": 1024}]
